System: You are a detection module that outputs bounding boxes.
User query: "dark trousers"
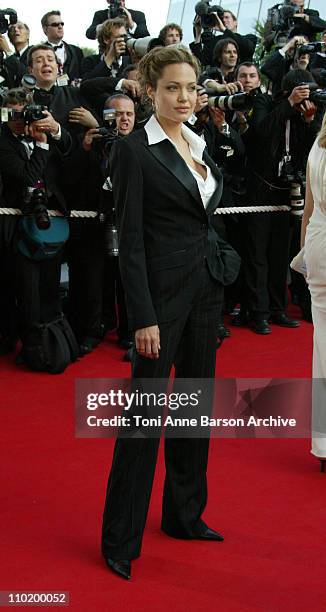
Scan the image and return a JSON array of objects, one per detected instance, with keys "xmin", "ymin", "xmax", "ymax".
[
  {"xmin": 102, "ymin": 264, "xmax": 223, "ymax": 560},
  {"xmin": 0, "ymin": 217, "xmax": 18, "ymax": 340},
  {"xmin": 243, "ymin": 211, "xmax": 291, "ymax": 319},
  {"xmin": 67, "ymin": 219, "xmax": 104, "ymax": 340},
  {"xmin": 15, "ymin": 249, "xmax": 62, "ymax": 335},
  {"xmin": 103, "ymin": 257, "xmax": 129, "ymax": 339}
]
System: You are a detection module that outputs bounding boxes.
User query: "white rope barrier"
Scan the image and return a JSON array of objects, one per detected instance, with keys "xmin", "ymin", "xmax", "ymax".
[{"xmin": 0, "ymin": 205, "xmax": 291, "ymax": 217}]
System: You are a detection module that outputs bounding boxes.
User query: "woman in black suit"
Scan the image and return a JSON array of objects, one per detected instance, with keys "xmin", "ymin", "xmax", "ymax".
[{"xmin": 101, "ymin": 45, "xmax": 240, "ymax": 580}]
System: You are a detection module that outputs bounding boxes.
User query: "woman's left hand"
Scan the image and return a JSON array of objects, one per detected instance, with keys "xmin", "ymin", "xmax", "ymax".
[{"xmin": 135, "ymin": 325, "xmax": 160, "ymax": 360}]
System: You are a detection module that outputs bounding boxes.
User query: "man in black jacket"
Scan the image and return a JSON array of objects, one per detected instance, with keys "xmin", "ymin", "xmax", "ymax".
[
  {"xmin": 262, "ymin": 35, "xmax": 310, "ymax": 96},
  {"xmin": 41, "ymin": 10, "xmax": 84, "ymax": 82},
  {"xmin": 86, "ymin": 0, "xmax": 149, "ymax": 40},
  {"xmin": 264, "ymin": 0, "xmax": 326, "ymax": 50},
  {"xmin": 242, "ymin": 69, "xmax": 319, "ymax": 334},
  {"xmin": 0, "ymin": 87, "xmax": 72, "ymax": 338},
  {"xmin": 190, "ymin": 8, "xmax": 256, "ymax": 67},
  {"xmin": 81, "ymin": 18, "xmax": 131, "ymax": 81},
  {"xmin": 8, "ymin": 21, "xmax": 32, "ymax": 71}
]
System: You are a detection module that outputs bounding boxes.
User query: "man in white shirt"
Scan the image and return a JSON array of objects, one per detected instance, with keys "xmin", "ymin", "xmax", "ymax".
[
  {"xmin": 41, "ymin": 10, "xmax": 83, "ymax": 82},
  {"xmin": 8, "ymin": 21, "xmax": 32, "ymax": 69}
]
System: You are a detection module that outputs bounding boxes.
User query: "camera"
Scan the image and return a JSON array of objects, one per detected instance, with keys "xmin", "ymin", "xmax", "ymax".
[
  {"xmin": 298, "ymin": 42, "xmax": 326, "ymax": 55},
  {"xmin": 0, "ymin": 104, "xmax": 46, "ymax": 125},
  {"xmin": 265, "ymin": 1, "xmax": 302, "ymax": 48},
  {"xmin": 195, "ymin": 1, "xmax": 224, "ymax": 44},
  {"xmin": 0, "ymin": 8, "xmax": 17, "ymax": 35},
  {"xmin": 23, "ymin": 183, "xmax": 50, "ymax": 231},
  {"xmin": 296, "ymin": 81, "xmax": 326, "ymax": 106},
  {"xmin": 96, "ymin": 108, "xmax": 121, "ymax": 156},
  {"xmin": 207, "ymin": 88, "xmax": 258, "ymax": 112},
  {"xmin": 108, "ymin": 0, "xmax": 125, "ymax": 19}
]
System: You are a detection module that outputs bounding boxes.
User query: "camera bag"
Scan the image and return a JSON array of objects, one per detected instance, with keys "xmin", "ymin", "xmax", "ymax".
[
  {"xmin": 22, "ymin": 315, "xmax": 79, "ymax": 374},
  {"xmin": 17, "ymin": 216, "xmax": 69, "ymax": 261}
]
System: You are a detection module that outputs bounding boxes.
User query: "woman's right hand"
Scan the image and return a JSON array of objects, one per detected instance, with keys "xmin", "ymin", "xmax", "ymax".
[{"xmin": 135, "ymin": 325, "xmax": 160, "ymax": 360}]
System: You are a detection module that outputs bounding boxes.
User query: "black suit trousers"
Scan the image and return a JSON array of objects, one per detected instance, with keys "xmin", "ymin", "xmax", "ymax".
[{"xmin": 101, "ymin": 263, "xmax": 223, "ymax": 560}]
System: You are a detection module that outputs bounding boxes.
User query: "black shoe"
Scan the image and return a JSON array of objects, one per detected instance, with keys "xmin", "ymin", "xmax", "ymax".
[
  {"xmin": 251, "ymin": 319, "xmax": 271, "ymax": 335},
  {"xmin": 162, "ymin": 524, "xmax": 224, "ymax": 541},
  {"xmin": 270, "ymin": 314, "xmax": 300, "ymax": 328},
  {"xmin": 231, "ymin": 313, "xmax": 249, "ymax": 327},
  {"xmin": 79, "ymin": 336, "xmax": 101, "ymax": 356},
  {"xmin": 105, "ymin": 558, "xmax": 131, "ymax": 580},
  {"xmin": 217, "ymin": 323, "xmax": 231, "ymax": 339},
  {"xmin": 194, "ymin": 526, "xmax": 224, "ymax": 541},
  {"xmin": 320, "ymin": 459, "xmax": 326, "ymax": 473}
]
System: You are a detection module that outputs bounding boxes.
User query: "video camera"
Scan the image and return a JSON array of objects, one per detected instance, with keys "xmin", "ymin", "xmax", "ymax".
[
  {"xmin": 265, "ymin": 0, "xmax": 303, "ymax": 48},
  {"xmin": 0, "ymin": 104, "xmax": 46, "ymax": 125},
  {"xmin": 194, "ymin": 1, "xmax": 224, "ymax": 44},
  {"xmin": 206, "ymin": 87, "xmax": 258, "ymax": 112},
  {"xmin": 0, "ymin": 8, "xmax": 17, "ymax": 34},
  {"xmin": 108, "ymin": 0, "xmax": 125, "ymax": 19}
]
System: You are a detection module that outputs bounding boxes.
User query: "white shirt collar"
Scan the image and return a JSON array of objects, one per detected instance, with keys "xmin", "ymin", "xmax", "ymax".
[
  {"xmin": 17, "ymin": 44, "xmax": 29, "ymax": 56},
  {"xmin": 144, "ymin": 114, "xmax": 206, "ymax": 162}
]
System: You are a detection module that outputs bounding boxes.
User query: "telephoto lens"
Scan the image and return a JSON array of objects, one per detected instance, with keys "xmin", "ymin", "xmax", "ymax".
[{"xmin": 208, "ymin": 91, "xmax": 255, "ymax": 112}]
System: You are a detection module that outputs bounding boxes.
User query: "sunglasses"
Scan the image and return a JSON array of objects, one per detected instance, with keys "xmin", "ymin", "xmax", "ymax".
[{"xmin": 48, "ymin": 21, "xmax": 64, "ymax": 27}]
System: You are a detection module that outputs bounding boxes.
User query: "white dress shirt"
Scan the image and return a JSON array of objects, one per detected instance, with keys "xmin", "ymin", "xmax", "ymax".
[{"xmin": 144, "ymin": 114, "xmax": 217, "ymax": 209}]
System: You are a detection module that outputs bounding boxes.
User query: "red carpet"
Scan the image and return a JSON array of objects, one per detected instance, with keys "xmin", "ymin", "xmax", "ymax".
[{"xmin": 1, "ymin": 307, "xmax": 326, "ymax": 612}]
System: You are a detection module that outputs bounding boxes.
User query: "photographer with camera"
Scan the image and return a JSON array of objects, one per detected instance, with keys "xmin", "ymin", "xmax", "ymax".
[
  {"xmin": 240, "ymin": 68, "xmax": 319, "ymax": 334},
  {"xmin": 7, "ymin": 21, "xmax": 32, "ymax": 71},
  {"xmin": 0, "ymin": 9, "xmax": 24, "ymax": 89},
  {"xmin": 262, "ymin": 35, "xmax": 311, "ymax": 96},
  {"xmin": 0, "ymin": 87, "xmax": 72, "ymax": 344},
  {"xmin": 82, "ymin": 18, "xmax": 131, "ymax": 81},
  {"xmin": 64, "ymin": 94, "xmax": 135, "ymax": 355},
  {"xmin": 190, "ymin": 1, "xmax": 256, "ymax": 68},
  {"xmin": 86, "ymin": 0, "xmax": 149, "ymax": 41},
  {"xmin": 264, "ymin": 0, "xmax": 326, "ymax": 52},
  {"xmin": 199, "ymin": 38, "xmax": 239, "ymax": 90},
  {"xmin": 80, "ymin": 62, "xmax": 140, "ymax": 117}
]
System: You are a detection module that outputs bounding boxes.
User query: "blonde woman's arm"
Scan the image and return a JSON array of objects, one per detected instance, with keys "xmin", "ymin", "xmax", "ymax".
[{"xmin": 301, "ymin": 161, "xmax": 314, "ymax": 248}]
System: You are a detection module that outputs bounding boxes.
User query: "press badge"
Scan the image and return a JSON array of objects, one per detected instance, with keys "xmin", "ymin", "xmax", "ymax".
[{"xmin": 57, "ymin": 73, "xmax": 69, "ymax": 87}]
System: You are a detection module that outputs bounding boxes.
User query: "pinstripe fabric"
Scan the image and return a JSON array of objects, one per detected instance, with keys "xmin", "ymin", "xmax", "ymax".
[{"xmin": 102, "ymin": 265, "xmax": 223, "ymax": 560}]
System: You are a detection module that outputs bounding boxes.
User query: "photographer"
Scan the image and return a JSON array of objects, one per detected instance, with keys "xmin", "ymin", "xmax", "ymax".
[
  {"xmin": 262, "ymin": 35, "xmax": 311, "ymax": 96},
  {"xmin": 7, "ymin": 21, "xmax": 32, "ymax": 71},
  {"xmin": 158, "ymin": 23, "xmax": 183, "ymax": 46},
  {"xmin": 65, "ymin": 94, "xmax": 135, "ymax": 354},
  {"xmin": 80, "ymin": 63, "xmax": 140, "ymax": 116},
  {"xmin": 190, "ymin": 3, "xmax": 256, "ymax": 67},
  {"xmin": 241, "ymin": 69, "xmax": 319, "ymax": 334},
  {"xmin": 86, "ymin": 0, "xmax": 149, "ymax": 41},
  {"xmin": 0, "ymin": 87, "xmax": 71, "ymax": 340},
  {"xmin": 199, "ymin": 38, "xmax": 239, "ymax": 88},
  {"xmin": 310, "ymin": 30, "xmax": 326, "ymax": 70},
  {"xmin": 81, "ymin": 18, "xmax": 131, "ymax": 81},
  {"xmin": 264, "ymin": 0, "xmax": 326, "ymax": 51},
  {"xmin": 0, "ymin": 33, "xmax": 24, "ymax": 89}
]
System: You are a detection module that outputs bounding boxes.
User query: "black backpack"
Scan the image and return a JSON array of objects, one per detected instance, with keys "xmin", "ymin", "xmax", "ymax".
[{"xmin": 22, "ymin": 315, "xmax": 79, "ymax": 374}]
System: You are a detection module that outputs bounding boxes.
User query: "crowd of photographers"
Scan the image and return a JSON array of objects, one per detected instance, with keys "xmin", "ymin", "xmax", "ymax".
[{"xmin": 0, "ymin": 0, "xmax": 325, "ymax": 370}]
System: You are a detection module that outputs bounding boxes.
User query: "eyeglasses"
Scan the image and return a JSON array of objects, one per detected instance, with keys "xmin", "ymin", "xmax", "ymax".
[{"xmin": 48, "ymin": 21, "xmax": 64, "ymax": 27}]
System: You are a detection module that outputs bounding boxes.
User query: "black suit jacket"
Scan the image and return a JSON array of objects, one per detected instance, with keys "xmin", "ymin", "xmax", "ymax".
[
  {"xmin": 86, "ymin": 7, "xmax": 149, "ymax": 40},
  {"xmin": 45, "ymin": 41, "xmax": 84, "ymax": 81},
  {"xmin": 109, "ymin": 127, "xmax": 238, "ymax": 331},
  {"xmin": 15, "ymin": 45, "xmax": 33, "ymax": 70},
  {"xmin": 0, "ymin": 125, "xmax": 71, "ymax": 212},
  {"xmin": 81, "ymin": 53, "xmax": 131, "ymax": 80}
]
